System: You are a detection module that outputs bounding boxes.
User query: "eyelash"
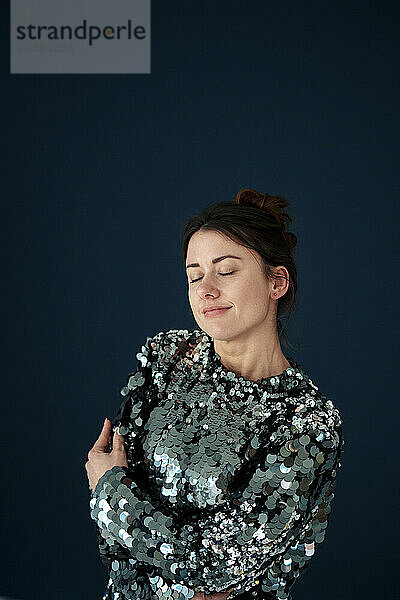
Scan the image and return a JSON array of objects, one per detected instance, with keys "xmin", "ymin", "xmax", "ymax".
[{"xmin": 189, "ymin": 271, "xmax": 235, "ymax": 284}]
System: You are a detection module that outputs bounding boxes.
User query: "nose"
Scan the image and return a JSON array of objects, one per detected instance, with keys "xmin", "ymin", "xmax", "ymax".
[{"xmin": 196, "ymin": 274, "xmax": 221, "ymax": 300}]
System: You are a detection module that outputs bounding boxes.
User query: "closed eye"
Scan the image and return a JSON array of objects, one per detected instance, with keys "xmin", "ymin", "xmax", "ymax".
[{"xmin": 189, "ymin": 271, "xmax": 235, "ymax": 284}]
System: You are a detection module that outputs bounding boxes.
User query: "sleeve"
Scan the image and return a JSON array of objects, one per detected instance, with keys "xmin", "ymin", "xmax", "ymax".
[
  {"xmin": 89, "ymin": 330, "xmax": 174, "ymax": 599},
  {"xmin": 89, "ymin": 375, "xmax": 344, "ymax": 599}
]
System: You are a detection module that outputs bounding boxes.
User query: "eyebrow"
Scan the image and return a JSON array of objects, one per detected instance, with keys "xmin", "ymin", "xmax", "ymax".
[{"xmin": 185, "ymin": 255, "xmax": 242, "ymax": 270}]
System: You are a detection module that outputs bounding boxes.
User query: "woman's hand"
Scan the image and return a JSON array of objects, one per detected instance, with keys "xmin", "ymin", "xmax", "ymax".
[
  {"xmin": 85, "ymin": 418, "xmax": 128, "ymax": 491},
  {"xmin": 192, "ymin": 588, "xmax": 236, "ymax": 600}
]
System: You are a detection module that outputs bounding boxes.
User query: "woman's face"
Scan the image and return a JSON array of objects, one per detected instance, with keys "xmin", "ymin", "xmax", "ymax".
[{"xmin": 186, "ymin": 229, "xmax": 283, "ymax": 341}]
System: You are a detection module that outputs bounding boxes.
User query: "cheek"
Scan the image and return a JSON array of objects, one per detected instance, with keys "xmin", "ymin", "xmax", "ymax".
[
  {"xmin": 236, "ymin": 278, "xmax": 268, "ymax": 307},
  {"xmin": 188, "ymin": 287, "xmax": 195, "ymax": 304},
  {"xmin": 235, "ymin": 277, "xmax": 255, "ymax": 298}
]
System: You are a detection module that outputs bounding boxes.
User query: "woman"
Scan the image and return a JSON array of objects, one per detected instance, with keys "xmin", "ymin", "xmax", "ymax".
[{"xmin": 85, "ymin": 188, "xmax": 344, "ymax": 600}]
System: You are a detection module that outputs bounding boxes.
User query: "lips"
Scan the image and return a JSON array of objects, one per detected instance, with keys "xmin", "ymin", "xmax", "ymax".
[{"xmin": 203, "ymin": 306, "xmax": 232, "ymax": 315}]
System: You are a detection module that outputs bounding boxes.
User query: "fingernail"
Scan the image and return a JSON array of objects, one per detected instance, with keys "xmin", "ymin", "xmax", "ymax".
[{"xmin": 104, "ymin": 418, "xmax": 107, "ymax": 425}]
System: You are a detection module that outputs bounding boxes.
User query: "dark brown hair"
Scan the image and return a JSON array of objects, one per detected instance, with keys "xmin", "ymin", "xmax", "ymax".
[{"xmin": 181, "ymin": 188, "xmax": 299, "ymax": 351}]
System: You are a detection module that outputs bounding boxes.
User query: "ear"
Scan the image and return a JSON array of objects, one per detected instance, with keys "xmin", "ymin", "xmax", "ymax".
[{"xmin": 271, "ymin": 265, "xmax": 289, "ymax": 297}]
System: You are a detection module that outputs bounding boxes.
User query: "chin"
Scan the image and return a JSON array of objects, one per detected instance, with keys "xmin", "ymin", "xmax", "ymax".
[{"xmin": 201, "ymin": 320, "xmax": 237, "ymax": 341}]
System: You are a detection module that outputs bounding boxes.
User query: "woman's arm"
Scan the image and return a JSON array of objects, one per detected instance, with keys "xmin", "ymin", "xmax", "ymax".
[
  {"xmin": 88, "ymin": 330, "xmax": 343, "ymax": 598},
  {"xmin": 90, "ymin": 410, "xmax": 343, "ymax": 597}
]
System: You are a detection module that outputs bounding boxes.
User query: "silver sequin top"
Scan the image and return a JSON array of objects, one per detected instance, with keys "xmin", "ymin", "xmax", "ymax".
[{"xmin": 89, "ymin": 328, "xmax": 344, "ymax": 600}]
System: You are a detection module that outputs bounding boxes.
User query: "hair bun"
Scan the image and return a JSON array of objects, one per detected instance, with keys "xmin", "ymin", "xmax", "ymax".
[{"xmin": 234, "ymin": 188, "xmax": 297, "ymax": 251}]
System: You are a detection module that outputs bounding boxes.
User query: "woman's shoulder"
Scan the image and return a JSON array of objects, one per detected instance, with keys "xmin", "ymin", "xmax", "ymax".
[
  {"xmin": 136, "ymin": 327, "xmax": 206, "ymax": 370},
  {"xmin": 132, "ymin": 328, "xmax": 205, "ymax": 394},
  {"xmin": 290, "ymin": 386, "xmax": 343, "ymax": 442},
  {"xmin": 284, "ymin": 380, "xmax": 345, "ymax": 468}
]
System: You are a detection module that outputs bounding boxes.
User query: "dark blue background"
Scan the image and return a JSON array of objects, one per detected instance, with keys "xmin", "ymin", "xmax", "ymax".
[{"xmin": 2, "ymin": 1, "xmax": 398, "ymax": 599}]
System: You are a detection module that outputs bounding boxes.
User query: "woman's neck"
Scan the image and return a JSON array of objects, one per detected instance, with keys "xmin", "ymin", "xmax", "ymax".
[{"xmin": 213, "ymin": 332, "xmax": 290, "ymax": 381}]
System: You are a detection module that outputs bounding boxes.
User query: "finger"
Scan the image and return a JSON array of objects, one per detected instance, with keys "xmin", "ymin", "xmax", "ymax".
[
  {"xmin": 112, "ymin": 425, "xmax": 125, "ymax": 452},
  {"xmin": 92, "ymin": 418, "xmax": 111, "ymax": 451},
  {"xmin": 205, "ymin": 590, "xmax": 235, "ymax": 600}
]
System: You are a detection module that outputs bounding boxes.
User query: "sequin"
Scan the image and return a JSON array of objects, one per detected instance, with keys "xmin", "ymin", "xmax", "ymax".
[{"xmin": 89, "ymin": 329, "xmax": 344, "ymax": 600}]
